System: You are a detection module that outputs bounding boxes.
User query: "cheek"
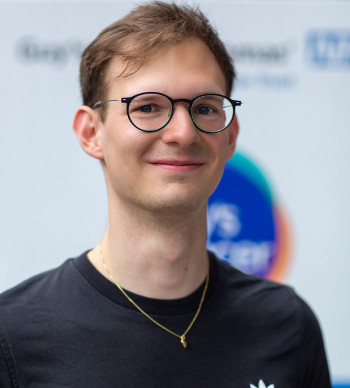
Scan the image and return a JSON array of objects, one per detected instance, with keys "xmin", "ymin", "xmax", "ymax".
[
  {"xmin": 210, "ymin": 133, "xmax": 233, "ymax": 162},
  {"xmin": 221, "ymin": 131, "xmax": 236, "ymax": 161},
  {"xmin": 101, "ymin": 123, "xmax": 157, "ymax": 170}
]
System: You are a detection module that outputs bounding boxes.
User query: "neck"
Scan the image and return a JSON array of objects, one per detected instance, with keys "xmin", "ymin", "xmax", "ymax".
[{"xmin": 88, "ymin": 201, "xmax": 209, "ymax": 300}]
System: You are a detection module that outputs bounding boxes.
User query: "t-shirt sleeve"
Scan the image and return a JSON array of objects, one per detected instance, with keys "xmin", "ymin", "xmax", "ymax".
[
  {"xmin": 0, "ymin": 327, "xmax": 16, "ymax": 387},
  {"xmin": 297, "ymin": 296, "xmax": 332, "ymax": 387}
]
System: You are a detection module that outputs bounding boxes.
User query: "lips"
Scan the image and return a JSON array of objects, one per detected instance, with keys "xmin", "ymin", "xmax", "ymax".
[{"xmin": 150, "ymin": 159, "xmax": 205, "ymax": 172}]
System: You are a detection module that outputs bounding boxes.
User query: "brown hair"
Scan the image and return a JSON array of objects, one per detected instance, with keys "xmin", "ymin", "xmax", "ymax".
[{"xmin": 80, "ymin": 1, "xmax": 235, "ymax": 120}]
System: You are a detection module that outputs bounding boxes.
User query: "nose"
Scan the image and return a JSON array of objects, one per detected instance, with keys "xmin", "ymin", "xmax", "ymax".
[{"xmin": 160, "ymin": 103, "xmax": 199, "ymax": 148}]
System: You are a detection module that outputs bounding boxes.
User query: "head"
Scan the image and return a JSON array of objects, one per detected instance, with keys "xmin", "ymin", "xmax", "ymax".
[
  {"xmin": 80, "ymin": 1, "xmax": 235, "ymax": 122},
  {"xmin": 74, "ymin": 2, "xmax": 239, "ymax": 217}
]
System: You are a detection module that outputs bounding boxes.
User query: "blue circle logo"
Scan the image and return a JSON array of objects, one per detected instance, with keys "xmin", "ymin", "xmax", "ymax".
[{"xmin": 208, "ymin": 152, "xmax": 291, "ymax": 280}]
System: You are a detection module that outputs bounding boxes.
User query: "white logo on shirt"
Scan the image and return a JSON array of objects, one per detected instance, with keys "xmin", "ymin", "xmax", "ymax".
[{"xmin": 250, "ymin": 380, "xmax": 275, "ymax": 388}]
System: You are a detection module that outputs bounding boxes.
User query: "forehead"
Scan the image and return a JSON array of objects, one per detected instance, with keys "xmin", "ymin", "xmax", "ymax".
[{"xmin": 105, "ymin": 38, "xmax": 226, "ymax": 98}]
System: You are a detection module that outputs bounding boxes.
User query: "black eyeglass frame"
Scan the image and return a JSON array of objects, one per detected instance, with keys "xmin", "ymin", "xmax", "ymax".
[{"xmin": 93, "ymin": 92, "xmax": 242, "ymax": 133}]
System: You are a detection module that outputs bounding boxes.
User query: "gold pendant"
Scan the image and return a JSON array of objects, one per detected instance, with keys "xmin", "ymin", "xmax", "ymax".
[{"xmin": 180, "ymin": 336, "xmax": 187, "ymax": 349}]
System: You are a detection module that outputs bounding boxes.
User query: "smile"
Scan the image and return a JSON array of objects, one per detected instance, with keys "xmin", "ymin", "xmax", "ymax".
[{"xmin": 151, "ymin": 160, "xmax": 205, "ymax": 172}]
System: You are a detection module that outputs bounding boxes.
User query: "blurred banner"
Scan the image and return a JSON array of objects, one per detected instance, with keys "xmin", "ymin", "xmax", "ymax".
[{"xmin": 0, "ymin": 1, "xmax": 349, "ymax": 383}]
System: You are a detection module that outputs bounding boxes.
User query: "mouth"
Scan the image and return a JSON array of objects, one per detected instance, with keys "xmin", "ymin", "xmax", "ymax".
[{"xmin": 150, "ymin": 159, "xmax": 205, "ymax": 172}]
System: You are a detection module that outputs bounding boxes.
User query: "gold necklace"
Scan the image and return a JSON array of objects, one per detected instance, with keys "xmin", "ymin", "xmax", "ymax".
[{"xmin": 99, "ymin": 240, "xmax": 209, "ymax": 349}]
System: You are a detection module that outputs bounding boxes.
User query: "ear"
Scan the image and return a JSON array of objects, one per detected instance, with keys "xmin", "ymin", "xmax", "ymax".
[
  {"xmin": 72, "ymin": 106, "xmax": 104, "ymax": 160},
  {"xmin": 225, "ymin": 115, "xmax": 240, "ymax": 161}
]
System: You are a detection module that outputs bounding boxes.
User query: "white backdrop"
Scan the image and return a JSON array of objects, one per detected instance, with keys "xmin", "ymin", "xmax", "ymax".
[{"xmin": 0, "ymin": 0, "xmax": 349, "ymax": 383}]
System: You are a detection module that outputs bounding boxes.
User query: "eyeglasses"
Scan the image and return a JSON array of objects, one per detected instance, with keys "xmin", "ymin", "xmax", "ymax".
[{"xmin": 93, "ymin": 92, "xmax": 242, "ymax": 133}]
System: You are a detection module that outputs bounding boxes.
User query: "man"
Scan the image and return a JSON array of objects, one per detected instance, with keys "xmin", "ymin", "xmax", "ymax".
[{"xmin": 0, "ymin": 1, "xmax": 331, "ymax": 387}]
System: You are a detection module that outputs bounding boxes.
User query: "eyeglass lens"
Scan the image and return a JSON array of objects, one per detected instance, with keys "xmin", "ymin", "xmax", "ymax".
[{"xmin": 128, "ymin": 93, "xmax": 234, "ymax": 132}]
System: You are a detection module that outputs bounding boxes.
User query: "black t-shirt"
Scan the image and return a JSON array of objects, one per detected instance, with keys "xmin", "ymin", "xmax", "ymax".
[{"xmin": 0, "ymin": 252, "xmax": 331, "ymax": 387}]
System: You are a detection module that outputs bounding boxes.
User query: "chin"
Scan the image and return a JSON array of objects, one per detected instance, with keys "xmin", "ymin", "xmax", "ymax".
[{"xmin": 144, "ymin": 192, "xmax": 207, "ymax": 215}]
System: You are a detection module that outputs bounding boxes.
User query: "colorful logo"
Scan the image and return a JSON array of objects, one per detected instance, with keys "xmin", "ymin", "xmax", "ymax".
[{"xmin": 207, "ymin": 152, "xmax": 291, "ymax": 281}]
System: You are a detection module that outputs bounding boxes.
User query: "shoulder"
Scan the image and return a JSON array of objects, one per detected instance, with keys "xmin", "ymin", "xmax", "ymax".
[
  {"xmin": 0, "ymin": 257, "xmax": 80, "ymax": 319},
  {"xmin": 212, "ymin": 252, "xmax": 297, "ymax": 304},
  {"xmin": 211, "ymin": 252, "xmax": 323, "ymax": 343},
  {"xmin": 0, "ymin": 256, "xmax": 83, "ymax": 386},
  {"xmin": 211, "ymin": 254, "xmax": 331, "ymax": 385},
  {"xmin": 0, "ymin": 255, "xmax": 88, "ymax": 360}
]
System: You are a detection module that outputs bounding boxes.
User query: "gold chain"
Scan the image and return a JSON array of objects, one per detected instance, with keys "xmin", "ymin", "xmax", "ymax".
[{"xmin": 99, "ymin": 240, "xmax": 209, "ymax": 349}]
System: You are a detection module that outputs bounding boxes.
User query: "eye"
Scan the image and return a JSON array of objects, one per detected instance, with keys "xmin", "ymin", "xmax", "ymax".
[
  {"xmin": 196, "ymin": 105, "xmax": 215, "ymax": 115},
  {"xmin": 139, "ymin": 105, "xmax": 156, "ymax": 113}
]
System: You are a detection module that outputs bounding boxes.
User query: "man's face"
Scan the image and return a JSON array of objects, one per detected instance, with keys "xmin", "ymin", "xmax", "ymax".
[{"xmin": 95, "ymin": 38, "xmax": 238, "ymax": 214}]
